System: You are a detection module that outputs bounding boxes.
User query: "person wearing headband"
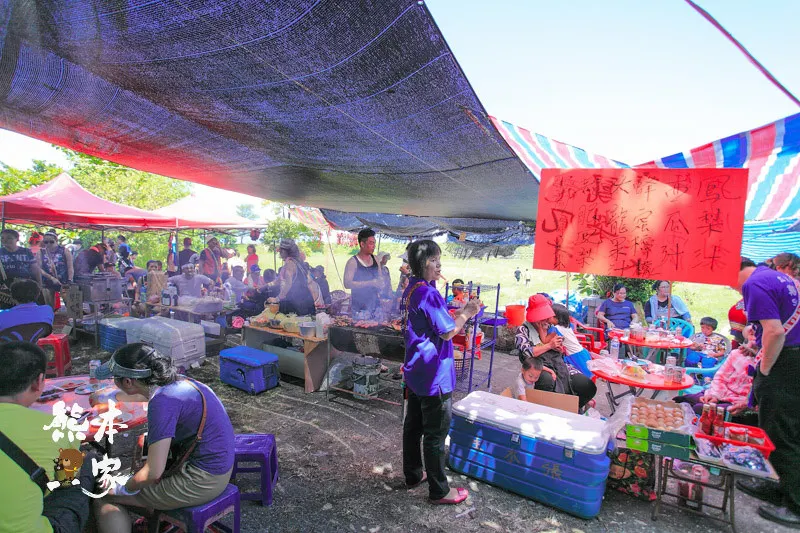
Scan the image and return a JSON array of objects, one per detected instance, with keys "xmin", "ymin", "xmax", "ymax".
[
  {"xmin": 167, "ymin": 263, "xmax": 213, "ymax": 299},
  {"xmin": 93, "ymin": 344, "xmax": 234, "ymax": 533}
]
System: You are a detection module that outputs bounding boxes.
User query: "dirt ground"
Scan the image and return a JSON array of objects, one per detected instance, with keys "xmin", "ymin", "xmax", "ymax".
[{"xmin": 65, "ymin": 329, "xmax": 793, "ymax": 533}]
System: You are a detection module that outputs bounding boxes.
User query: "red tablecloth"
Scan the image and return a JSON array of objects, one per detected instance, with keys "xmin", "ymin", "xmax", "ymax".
[
  {"xmin": 32, "ymin": 375, "xmax": 147, "ymax": 441},
  {"xmin": 592, "ymin": 367, "xmax": 694, "ymax": 392}
]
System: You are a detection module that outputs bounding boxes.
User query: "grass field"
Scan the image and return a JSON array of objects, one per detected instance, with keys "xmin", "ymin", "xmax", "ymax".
[{"xmin": 236, "ymin": 242, "xmax": 740, "ymax": 331}]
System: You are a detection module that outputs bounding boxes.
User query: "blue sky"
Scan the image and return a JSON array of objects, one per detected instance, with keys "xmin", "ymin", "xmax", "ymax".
[
  {"xmin": 1, "ymin": 1, "xmax": 798, "ymax": 174},
  {"xmin": 426, "ymin": 0, "xmax": 800, "ymax": 162}
]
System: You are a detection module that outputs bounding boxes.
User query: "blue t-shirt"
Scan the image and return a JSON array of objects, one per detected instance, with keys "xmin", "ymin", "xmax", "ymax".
[
  {"xmin": 0, "ymin": 246, "xmax": 35, "ymax": 282},
  {"xmin": 743, "ymin": 265, "xmax": 800, "ymax": 348},
  {"xmin": 598, "ymin": 298, "xmax": 636, "ymax": 329},
  {"xmin": 147, "ymin": 380, "xmax": 234, "ymax": 475},
  {"xmin": 0, "ymin": 303, "xmax": 54, "ymax": 332},
  {"xmin": 117, "ymin": 242, "xmax": 131, "ymax": 259},
  {"xmin": 402, "ymin": 277, "xmax": 457, "ymax": 396}
]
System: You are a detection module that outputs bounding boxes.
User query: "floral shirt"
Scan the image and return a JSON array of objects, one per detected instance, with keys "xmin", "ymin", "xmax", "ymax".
[
  {"xmin": 707, "ymin": 347, "xmax": 756, "ymax": 403},
  {"xmin": 690, "ymin": 332, "xmax": 727, "ymax": 356}
]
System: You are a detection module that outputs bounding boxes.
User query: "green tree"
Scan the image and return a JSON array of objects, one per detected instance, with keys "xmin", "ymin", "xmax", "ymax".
[
  {"xmin": 60, "ymin": 149, "xmax": 190, "ymax": 210},
  {"xmin": 0, "ymin": 160, "xmax": 62, "ymax": 195},
  {"xmin": 572, "ymin": 273, "xmax": 654, "ymax": 305},
  {"xmin": 55, "ymin": 149, "xmax": 193, "ymax": 264},
  {"xmin": 261, "ymin": 218, "xmax": 315, "ymax": 249},
  {"xmin": 260, "ymin": 218, "xmax": 318, "ymax": 266},
  {"xmin": 236, "ymin": 204, "xmax": 259, "ymax": 221}
]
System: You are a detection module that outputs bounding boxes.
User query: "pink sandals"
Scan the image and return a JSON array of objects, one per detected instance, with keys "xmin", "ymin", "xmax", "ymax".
[{"xmin": 430, "ymin": 487, "xmax": 469, "ymax": 505}]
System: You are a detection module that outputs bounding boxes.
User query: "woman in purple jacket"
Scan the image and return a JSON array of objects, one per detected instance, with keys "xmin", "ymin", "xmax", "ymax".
[{"xmin": 401, "ymin": 239, "xmax": 482, "ymax": 505}]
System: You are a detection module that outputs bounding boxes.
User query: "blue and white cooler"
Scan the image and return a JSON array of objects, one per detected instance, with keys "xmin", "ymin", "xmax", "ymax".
[
  {"xmin": 448, "ymin": 391, "xmax": 611, "ymax": 519},
  {"xmin": 220, "ymin": 346, "xmax": 280, "ymax": 394}
]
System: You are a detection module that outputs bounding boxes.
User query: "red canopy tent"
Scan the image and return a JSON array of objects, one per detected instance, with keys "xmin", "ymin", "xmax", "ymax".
[{"xmin": 0, "ymin": 173, "xmax": 257, "ymax": 230}]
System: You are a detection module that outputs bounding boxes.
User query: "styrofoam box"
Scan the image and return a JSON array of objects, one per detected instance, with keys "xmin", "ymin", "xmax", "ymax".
[{"xmin": 448, "ymin": 391, "xmax": 611, "ymax": 519}]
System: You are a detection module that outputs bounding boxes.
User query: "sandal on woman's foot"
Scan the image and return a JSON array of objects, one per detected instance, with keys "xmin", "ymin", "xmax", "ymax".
[
  {"xmin": 430, "ymin": 487, "xmax": 469, "ymax": 505},
  {"xmin": 406, "ymin": 472, "xmax": 427, "ymax": 489}
]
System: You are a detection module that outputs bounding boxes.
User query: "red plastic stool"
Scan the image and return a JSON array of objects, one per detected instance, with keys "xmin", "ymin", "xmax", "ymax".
[{"xmin": 38, "ymin": 333, "xmax": 72, "ymax": 377}]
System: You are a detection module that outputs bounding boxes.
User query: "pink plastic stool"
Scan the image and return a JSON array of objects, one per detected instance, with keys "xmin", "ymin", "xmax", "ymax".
[{"xmin": 38, "ymin": 333, "xmax": 72, "ymax": 377}]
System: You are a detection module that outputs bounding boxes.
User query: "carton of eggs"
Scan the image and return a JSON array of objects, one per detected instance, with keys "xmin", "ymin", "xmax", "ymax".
[{"xmin": 629, "ymin": 400, "xmax": 685, "ymax": 431}]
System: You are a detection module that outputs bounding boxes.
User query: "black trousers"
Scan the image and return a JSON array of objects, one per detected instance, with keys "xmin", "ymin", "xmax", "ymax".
[
  {"xmin": 403, "ymin": 390, "xmax": 452, "ymax": 500},
  {"xmin": 44, "ymin": 451, "xmax": 97, "ymax": 533},
  {"xmin": 753, "ymin": 348, "xmax": 800, "ymax": 513},
  {"xmin": 534, "ymin": 370, "xmax": 597, "ymax": 408}
]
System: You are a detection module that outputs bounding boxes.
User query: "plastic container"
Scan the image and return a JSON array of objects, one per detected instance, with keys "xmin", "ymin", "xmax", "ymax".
[
  {"xmin": 694, "ymin": 422, "xmax": 775, "ymax": 459},
  {"xmin": 219, "ymin": 346, "xmax": 279, "ymax": 394},
  {"xmin": 504, "ymin": 305, "xmax": 525, "ymax": 327},
  {"xmin": 448, "ymin": 391, "xmax": 610, "ymax": 519},
  {"xmin": 138, "ymin": 317, "xmax": 206, "ymax": 367},
  {"xmin": 610, "ymin": 338, "xmax": 620, "ymax": 359},
  {"xmin": 299, "ymin": 321, "xmax": 316, "ymax": 338}
]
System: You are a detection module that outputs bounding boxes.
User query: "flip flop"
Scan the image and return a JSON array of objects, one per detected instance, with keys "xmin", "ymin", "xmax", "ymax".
[
  {"xmin": 430, "ymin": 487, "xmax": 469, "ymax": 505},
  {"xmin": 406, "ymin": 472, "xmax": 427, "ymax": 489}
]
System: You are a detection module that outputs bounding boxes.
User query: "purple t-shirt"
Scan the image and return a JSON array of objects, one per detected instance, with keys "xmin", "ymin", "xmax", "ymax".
[
  {"xmin": 743, "ymin": 265, "xmax": 800, "ymax": 347},
  {"xmin": 402, "ymin": 277, "xmax": 457, "ymax": 396},
  {"xmin": 147, "ymin": 380, "xmax": 234, "ymax": 475}
]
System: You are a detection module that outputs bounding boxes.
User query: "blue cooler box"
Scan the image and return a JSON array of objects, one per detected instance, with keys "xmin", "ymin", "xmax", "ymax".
[
  {"xmin": 448, "ymin": 391, "xmax": 611, "ymax": 519},
  {"xmin": 220, "ymin": 346, "xmax": 280, "ymax": 394}
]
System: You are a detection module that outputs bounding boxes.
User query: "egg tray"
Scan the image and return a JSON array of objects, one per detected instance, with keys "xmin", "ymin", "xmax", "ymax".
[{"xmin": 624, "ymin": 397, "xmax": 696, "ymax": 447}]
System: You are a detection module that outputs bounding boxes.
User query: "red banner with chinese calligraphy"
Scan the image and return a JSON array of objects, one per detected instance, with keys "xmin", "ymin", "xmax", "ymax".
[{"xmin": 533, "ymin": 168, "xmax": 748, "ymax": 285}]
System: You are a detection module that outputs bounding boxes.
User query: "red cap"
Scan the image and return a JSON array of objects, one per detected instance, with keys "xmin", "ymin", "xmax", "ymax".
[
  {"xmin": 728, "ymin": 299, "xmax": 747, "ymax": 342},
  {"xmin": 526, "ymin": 294, "xmax": 555, "ymax": 323}
]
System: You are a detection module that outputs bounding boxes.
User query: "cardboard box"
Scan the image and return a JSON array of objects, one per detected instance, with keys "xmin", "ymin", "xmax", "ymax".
[
  {"xmin": 500, "ymin": 387, "xmax": 579, "ymax": 414},
  {"xmin": 626, "ymin": 437, "xmax": 692, "ymax": 460}
]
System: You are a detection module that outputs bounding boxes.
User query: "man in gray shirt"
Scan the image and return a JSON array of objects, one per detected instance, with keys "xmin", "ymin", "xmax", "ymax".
[{"xmin": 168, "ymin": 264, "xmax": 213, "ymax": 298}]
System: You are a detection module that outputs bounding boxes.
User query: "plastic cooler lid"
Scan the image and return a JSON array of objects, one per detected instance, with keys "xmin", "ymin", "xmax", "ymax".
[
  {"xmin": 100, "ymin": 317, "xmax": 144, "ymax": 329},
  {"xmin": 452, "ymin": 391, "xmax": 609, "ymax": 455},
  {"xmin": 139, "ymin": 317, "xmax": 205, "ymax": 340},
  {"xmin": 220, "ymin": 346, "xmax": 279, "ymax": 366}
]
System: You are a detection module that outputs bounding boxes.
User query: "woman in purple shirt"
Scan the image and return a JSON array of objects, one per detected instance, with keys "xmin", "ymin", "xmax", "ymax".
[
  {"xmin": 402, "ymin": 239, "xmax": 482, "ymax": 505},
  {"xmin": 94, "ymin": 344, "xmax": 234, "ymax": 533}
]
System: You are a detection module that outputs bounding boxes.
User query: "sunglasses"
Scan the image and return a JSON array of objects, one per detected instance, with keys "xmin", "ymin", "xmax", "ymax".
[{"xmin": 43, "ymin": 240, "xmax": 56, "ymax": 244}]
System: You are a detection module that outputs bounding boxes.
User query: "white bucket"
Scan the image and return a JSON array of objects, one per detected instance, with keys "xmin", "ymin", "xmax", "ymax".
[{"xmin": 352, "ymin": 356, "xmax": 381, "ymax": 400}]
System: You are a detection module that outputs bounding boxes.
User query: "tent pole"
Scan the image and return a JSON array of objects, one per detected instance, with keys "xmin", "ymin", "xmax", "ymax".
[
  {"xmin": 1, "ymin": 201, "xmax": 5, "ymax": 231},
  {"xmin": 667, "ymin": 282, "xmax": 672, "ymax": 328},
  {"xmin": 566, "ymin": 272, "xmax": 570, "ymax": 309},
  {"xmin": 377, "ymin": 233, "xmax": 382, "ymax": 253}
]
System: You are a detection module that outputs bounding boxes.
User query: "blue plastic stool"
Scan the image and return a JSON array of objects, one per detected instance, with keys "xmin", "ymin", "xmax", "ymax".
[
  {"xmin": 156, "ymin": 484, "xmax": 240, "ymax": 533},
  {"xmin": 230, "ymin": 433, "xmax": 279, "ymax": 506}
]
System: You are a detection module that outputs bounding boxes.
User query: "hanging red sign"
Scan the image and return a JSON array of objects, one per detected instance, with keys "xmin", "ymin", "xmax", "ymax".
[{"xmin": 533, "ymin": 168, "xmax": 748, "ymax": 285}]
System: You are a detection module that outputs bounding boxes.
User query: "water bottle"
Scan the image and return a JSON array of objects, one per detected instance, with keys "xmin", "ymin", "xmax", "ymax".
[
  {"xmin": 610, "ymin": 337, "xmax": 620, "ymax": 359},
  {"xmin": 140, "ymin": 285, "xmax": 146, "ymax": 302}
]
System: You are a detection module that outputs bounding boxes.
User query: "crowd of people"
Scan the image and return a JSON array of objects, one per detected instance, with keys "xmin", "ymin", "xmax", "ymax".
[{"xmin": 0, "ymin": 228, "xmax": 342, "ymax": 322}]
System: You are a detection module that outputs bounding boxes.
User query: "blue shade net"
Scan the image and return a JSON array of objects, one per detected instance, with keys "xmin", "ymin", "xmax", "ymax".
[
  {"xmin": 0, "ymin": 0, "xmax": 537, "ymax": 222},
  {"xmin": 321, "ymin": 208, "xmax": 534, "ymax": 255}
]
